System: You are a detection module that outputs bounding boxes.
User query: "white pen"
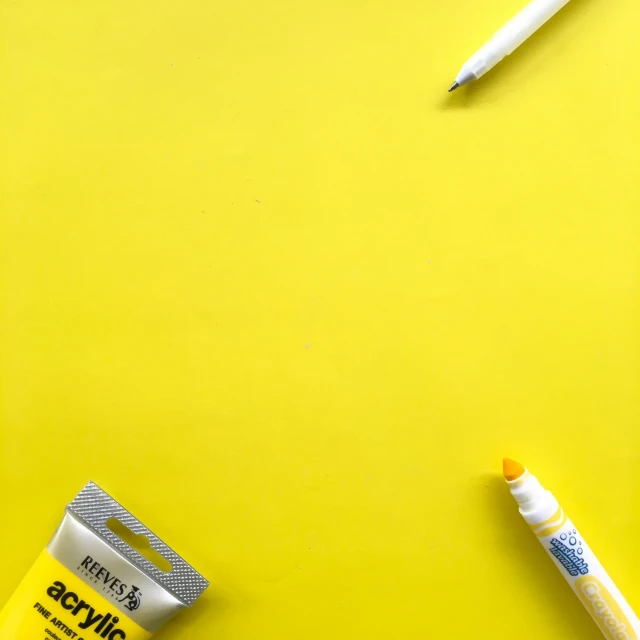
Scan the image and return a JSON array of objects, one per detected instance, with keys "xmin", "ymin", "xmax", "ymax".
[{"xmin": 449, "ymin": 0, "xmax": 570, "ymax": 91}]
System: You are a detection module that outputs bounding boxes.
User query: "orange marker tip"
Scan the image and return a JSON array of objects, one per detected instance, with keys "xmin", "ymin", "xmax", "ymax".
[{"xmin": 503, "ymin": 458, "xmax": 525, "ymax": 481}]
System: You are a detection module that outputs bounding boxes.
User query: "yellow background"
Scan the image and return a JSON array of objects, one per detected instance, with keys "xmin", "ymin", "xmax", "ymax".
[{"xmin": 1, "ymin": 0, "xmax": 639, "ymax": 638}]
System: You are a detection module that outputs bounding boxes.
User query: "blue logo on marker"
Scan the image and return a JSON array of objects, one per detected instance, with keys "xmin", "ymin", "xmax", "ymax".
[{"xmin": 549, "ymin": 538, "xmax": 589, "ymax": 576}]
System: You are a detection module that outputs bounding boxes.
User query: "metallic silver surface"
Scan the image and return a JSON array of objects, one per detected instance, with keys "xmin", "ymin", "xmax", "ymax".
[
  {"xmin": 67, "ymin": 482, "xmax": 208, "ymax": 607},
  {"xmin": 48, "ymin": 512, "xmax": 185, "ymax": 632},
  {"xmin": 448, "ymin": 81, "xmax": 460, "ymax": 92}
]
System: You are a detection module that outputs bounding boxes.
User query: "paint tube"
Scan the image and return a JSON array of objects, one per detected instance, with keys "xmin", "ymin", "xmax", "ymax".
[{"xmin": 0, "ymin": 482, "xmax": 208, "ymax": 639}]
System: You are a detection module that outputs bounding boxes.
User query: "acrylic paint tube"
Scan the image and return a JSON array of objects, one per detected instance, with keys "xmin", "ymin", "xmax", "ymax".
[{"xmin": 0, "ymin": 482, "xmax": 208, "ymax": 638}]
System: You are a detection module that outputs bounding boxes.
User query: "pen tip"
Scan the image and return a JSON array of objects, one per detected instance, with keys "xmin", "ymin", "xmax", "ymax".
[
  {"xmin": 503, "ymin": 458, "xmax": 525, "ymax": 482},
  {"xmin": 448, "ymin": 81, "xmax": 460, "ymax": 93}
]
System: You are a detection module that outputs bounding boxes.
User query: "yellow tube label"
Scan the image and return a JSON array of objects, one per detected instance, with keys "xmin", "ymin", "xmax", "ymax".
[{"xmin": 0, "ymin": 550, "xmax": 151, "ymax": 640}]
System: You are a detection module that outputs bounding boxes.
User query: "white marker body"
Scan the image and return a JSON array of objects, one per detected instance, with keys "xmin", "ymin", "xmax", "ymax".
[
  {"xmin": 507, "ymin": 470, "xmax": 640, "ymax": 640},
  {"xmin": 455, "ymin": 0, "xmax": 571, "ymax": 86}
]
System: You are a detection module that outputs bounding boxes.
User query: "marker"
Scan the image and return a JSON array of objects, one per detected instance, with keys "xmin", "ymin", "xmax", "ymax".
[
  {"xmin": 449, "ymin": 0, "xmax": 571, "ymax": 91},
  {"xmin": 503, "ymin": 459, "xmax": 640, "ymax": 639}
]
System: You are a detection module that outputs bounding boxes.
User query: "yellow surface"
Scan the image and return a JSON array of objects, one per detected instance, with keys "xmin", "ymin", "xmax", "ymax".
[{"xmin": 2, "ymin": 0, "xmax": 640, "ymax": 638}]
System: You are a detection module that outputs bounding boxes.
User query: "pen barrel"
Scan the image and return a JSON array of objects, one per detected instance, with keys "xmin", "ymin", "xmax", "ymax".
[
  {"xmin": 532, "ymin": 512, "xmax": 640, "ymax": 640},
  {"xmin": 489, "ymin": 0, "xmax": 570, "ymax": 56},
  {"xmin": 468, "ymin": 0, "xmax": 570, "ymax": 77}
]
